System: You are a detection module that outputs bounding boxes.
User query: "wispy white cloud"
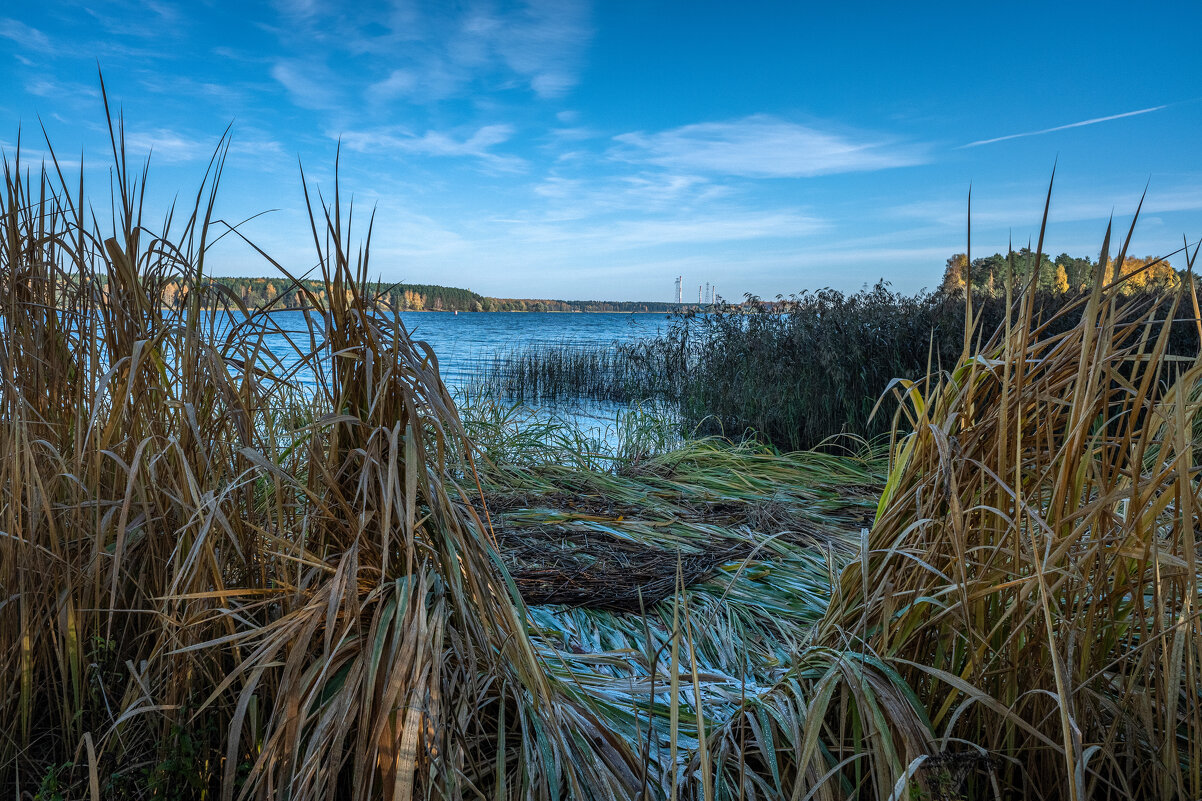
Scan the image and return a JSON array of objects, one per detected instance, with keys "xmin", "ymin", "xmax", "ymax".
[
  {"xmin": 0, "ymin": 17, "xmax": 52, "ymax": 51},
  {"xmin": 359, "ymin": 209, "xmax": 472, "ymax": 259},
  {"xmin": 25, "ymin": 78, "xmax": 101, "ymax": 100},
  {"xmin": 353, "ymin": 205, "xmax": 822, "ymax": 271},
  {"xmin": 137, "ymin": 73, "xmax": 256, "ymax": 107},
  {"xmin": 270, "ymin": 60, "xmax": 342, "ymax": 111},
  {"xmin": 961, "ymin": 105, "xmax": 1169, "ymax": 148},
  {"xmin": 888, "ymin": 185, "xmax": 1202, "ymax": 229},
  {"xmin": 546, "ymin": 126, "xmax": 597, "ymax": 142},
  {"xmin": 366, "ymin": 55, "xmax": 466, "ymax": 102},
  {"xmin": 368, "ymin": 69, "xmax": 419, "ymax": 101},
  {"xmin": 271, "ymin": 0, "xmax": 324, "ymax": 22},
  {"xmin": 121, "ymin": 128, "xmax": 285, "ymax": 164},
  {"xmin": 612, "ymin": 115, "xmax": 926, "ymax": 178},
  {"xmin": 269, "ymin": 0, "xmax": 592, "ymax": 106},
  {"xmin": 507, "ymin": 209, "xmax": 823, "ymax": 250},
  {"xmin": 532, "ymin": 172, "xmax": 729, "ymax": 217},
  {"xmin": 0, "ymin": 138, "xmax": 84, "ymax": 169},
  {"xmin": 231, "ymin": 138, "xmax": 288, "ymax": 159},
  {"xmin": 495, "ymin": 0, "xmax": 590, "ymax": 98},
  {"xmin": 339, "ymin": 124, "xmax": 525, "ymax": 171},
  {"xmin": 418, "ymin": 0, "xmax": 590, "ymax": 99},
  {"xmin": 124, "ymin": 129, "xmax": 213, "ymax": 163},
  {"xmin": 78, "ymin": 1, "xmax": 182, "ymax": 40}
]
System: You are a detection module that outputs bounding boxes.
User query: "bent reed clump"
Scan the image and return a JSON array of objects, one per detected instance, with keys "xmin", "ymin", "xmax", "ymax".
[
  {"xmin": 0, "ymin": 113, "xmax": 644, "ymax": 799},
  {"xmin": 2, "ymin": 104, "xmax": 1200, "ymax": 801}
]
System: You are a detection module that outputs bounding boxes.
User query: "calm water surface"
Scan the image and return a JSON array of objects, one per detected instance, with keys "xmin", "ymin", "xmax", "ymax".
[{"xmin": 253, "ymin": 310, "xmax": 672, "ymax": 435}]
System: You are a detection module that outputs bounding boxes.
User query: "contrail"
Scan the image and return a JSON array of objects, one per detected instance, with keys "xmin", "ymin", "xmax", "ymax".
[{"xmin": 961, "ymin": 105, "xmax": 1169, "ymax": 148}]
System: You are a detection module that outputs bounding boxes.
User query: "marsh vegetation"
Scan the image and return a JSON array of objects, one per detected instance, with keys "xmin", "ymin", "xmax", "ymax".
[
  {"xmin": 477, "ymin": 283, "xmax": 1201, "ymax": 451},
  {"xmin": 2, "ymin": 110, "xmax": 1200, "ymax": 801}
]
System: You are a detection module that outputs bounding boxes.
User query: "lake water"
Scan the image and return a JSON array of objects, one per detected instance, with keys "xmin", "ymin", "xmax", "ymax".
[{"xmin": 252, "ymin": 310, "xmax": 674, "ymax": 436}]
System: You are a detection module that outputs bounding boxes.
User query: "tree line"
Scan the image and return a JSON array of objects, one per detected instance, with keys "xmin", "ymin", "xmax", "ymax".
[
  {"xmin": 940, "ymin": 249, "xmax": 1182, "ymax": 295},
  {"xmin": 153, "ymin": 277, "xmax": 697, "ymax": 313},
  {"xmin": 174, "ymin": 278, "xmax": 486, "ymax": 311},
  {"xmin": 485, "ymin": 297, "xmax": 688, "ymax": 313}
]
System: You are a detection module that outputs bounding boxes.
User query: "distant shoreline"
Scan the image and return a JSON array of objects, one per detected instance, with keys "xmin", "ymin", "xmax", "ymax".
[
  {"xmin": 184, "ymin": 307, "xmax": 683, "ymax": 315},
  {"xmin": 181, "ymin": 277, "xmax": 701, "ymax": 314}
]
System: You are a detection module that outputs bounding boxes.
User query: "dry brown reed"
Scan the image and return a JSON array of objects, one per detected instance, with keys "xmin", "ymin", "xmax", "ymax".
[{"xmin": 3, "ymin": 98, "xmax": 1200, "ymax": 801}]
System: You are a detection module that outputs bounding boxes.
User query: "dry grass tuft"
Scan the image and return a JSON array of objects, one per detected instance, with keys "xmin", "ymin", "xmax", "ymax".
[{"xmin": 810, "ymin": 189, "xmax": 1202, "ymax": 800}]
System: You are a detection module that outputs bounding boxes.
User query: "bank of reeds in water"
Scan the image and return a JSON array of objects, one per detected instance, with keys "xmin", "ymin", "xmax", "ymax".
[
  {"xmin": 672, "ymin": 284, "xmax": 1202, "ymax": 451},
  {"xmin": 470, "ymin": 285, "xmax": 959, "ymax": 448},
  {"xmin": 2, "ymin": 101, "xmax": 1201, "ymax": 801},
  {"xmin": 478, "ymin": 283, "xmax": 1202, "ymax": 452},
  {"xmin": 471, "ymin": 341, "xmax": 676, "ymax": 404}
]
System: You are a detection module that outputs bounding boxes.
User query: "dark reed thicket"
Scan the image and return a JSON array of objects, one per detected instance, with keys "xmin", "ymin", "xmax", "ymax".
[
  {"xmin": 477, "ymin": 283, "xmax": 1200, "ymax": 451},
  {"xmin": 668, "ymin": 285, "xmax": 1201, "ymax": 449},
  {"xmin": 667, "ymin": 283, "xmax": 955, "ymax": 449}
]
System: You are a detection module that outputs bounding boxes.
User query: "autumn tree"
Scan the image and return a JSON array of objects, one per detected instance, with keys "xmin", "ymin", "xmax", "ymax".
[
  {"xmin": 940, "ymin": 253, "xmax": 967, "ymax": 294},
  {"xmin": 1053, "ymin": 264, "xmax": 1069, "ymax": 293},
  {"xmin": 1054, "ymin": 253, "xmax": 1094, "ymax": 291}
]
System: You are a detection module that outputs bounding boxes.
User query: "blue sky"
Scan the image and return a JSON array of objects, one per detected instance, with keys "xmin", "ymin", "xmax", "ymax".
[{"xmin": 2, "ymin": 1, "xmax": 1200, "ymax": 301}]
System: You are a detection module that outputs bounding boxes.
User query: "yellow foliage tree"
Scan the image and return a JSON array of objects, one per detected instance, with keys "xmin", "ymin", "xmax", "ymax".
[
  {"xmin": 1109, "ymin": 256, "xmax": 1180, "ymax": 292},
  {"xmin": 1053, "ymin": 264, "xmax": 1069, "ymax": 293}
]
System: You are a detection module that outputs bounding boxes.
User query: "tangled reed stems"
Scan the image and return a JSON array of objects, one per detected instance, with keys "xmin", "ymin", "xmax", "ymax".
[
  {"xmin": 1, "ymin": 95, "xmax": 1199, "ymax": 800},
  {"xmin": 0, "ymin": 98, "xmax": 640, "ymax": 799}
]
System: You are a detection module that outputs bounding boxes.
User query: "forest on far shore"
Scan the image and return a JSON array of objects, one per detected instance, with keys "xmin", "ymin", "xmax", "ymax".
[
  {"xmin": 164, "ymin": 277, "xmax": 695, "ymax": 313},
  {"xmin": 142, "ymin": 249, "xmax": 1183, "ymax": 315},
  {"xmin": 939, "ymin": 249, "xmax": 1181, "ymax": 295}
]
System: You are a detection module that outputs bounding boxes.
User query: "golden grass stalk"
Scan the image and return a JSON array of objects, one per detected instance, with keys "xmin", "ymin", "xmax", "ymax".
[
  {"xmin": 0, "ymin": 97, "xmax": 642, "ymax": 797},
  {"xmin": 813, "ymin": 197, "xmax": 1202, "ymax": 799}
]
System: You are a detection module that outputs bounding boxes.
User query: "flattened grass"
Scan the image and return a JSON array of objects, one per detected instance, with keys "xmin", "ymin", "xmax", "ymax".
[{"xmin": 2, "ymin": 102, "xmax": 1201, "ymax": 801}]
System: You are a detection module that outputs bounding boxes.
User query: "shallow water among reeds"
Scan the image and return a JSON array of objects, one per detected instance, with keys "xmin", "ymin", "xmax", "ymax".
[{"xmin": 240, "ymin": 308, "xmax": 673, "ymax": 439}]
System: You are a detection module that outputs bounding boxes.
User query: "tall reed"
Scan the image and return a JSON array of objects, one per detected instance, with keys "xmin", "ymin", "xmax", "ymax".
[
  {"xmin": 3, "ymin": 95, "xmax": 1200, "ymax": 801},
  {"xmin": 0, "ymin": 101, "xmax": 641, "ymax": 798},
  {"xmin": 703, "ymin": 191, "xmax": 1202, "ymax": 800},
  {"xmin": 826, "ymin": 215, "xmax": 1202, "ymax": 799}
]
